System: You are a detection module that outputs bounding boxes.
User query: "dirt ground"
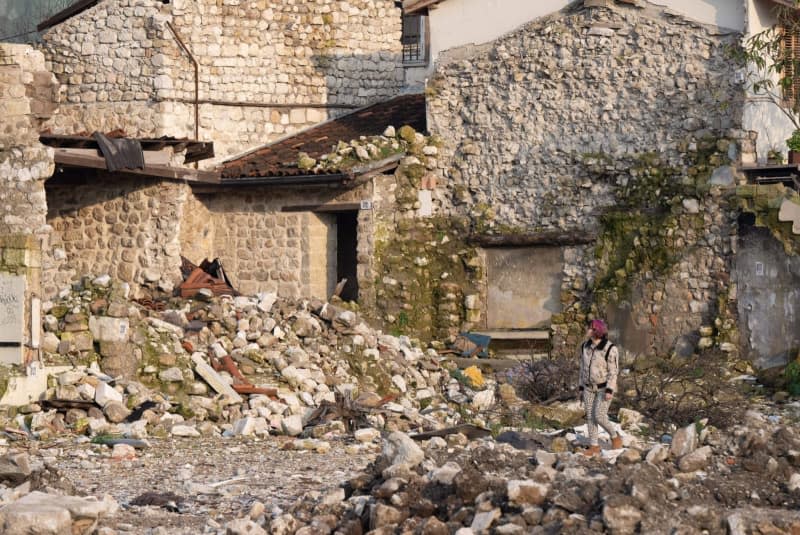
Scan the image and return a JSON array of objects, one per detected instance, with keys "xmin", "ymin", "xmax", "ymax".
[{"xmin": 34, "ymin": 435, "xmax": 377, "ymax": 534}]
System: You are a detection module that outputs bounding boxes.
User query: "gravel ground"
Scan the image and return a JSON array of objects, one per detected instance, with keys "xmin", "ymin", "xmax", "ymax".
[{"xmin": 37, "ymin": 434, "xmax": 377, "ymax": 534}]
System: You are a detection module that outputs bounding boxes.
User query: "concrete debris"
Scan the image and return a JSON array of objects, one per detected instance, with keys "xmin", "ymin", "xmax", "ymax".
[{"xmin": 0, "ymin": 275, "xmax": 794, "ymax": 532}]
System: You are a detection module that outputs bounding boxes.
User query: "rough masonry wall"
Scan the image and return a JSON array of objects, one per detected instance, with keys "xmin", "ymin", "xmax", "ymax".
[
  {"xmin": 44, "ymin": 178, "xmax": 188, "ymax": 297},
  {"xmin": 39, "ymin": 0, "xmax": 168, "ymax": 138},
  {"xmin": 0, "ymin": 45, "xmax": 57, "ymax": 238},
  {"xmin": 40, "ymin": 0, "xmax": 404, "ymax": 162},
  {"xmin": 168, "ymin": 0, "xmax": 403, "ymax": 161},
  {"xmin": 188, "ymin": 184, "xmax": 373, "ymax": 298},
  {"xmin": 427, "ymin": 2, "xmax": 747, "ymax": 357},
  {"xmin": 0, "ymin": 44, "xmax": 59, "ymax": 364}
]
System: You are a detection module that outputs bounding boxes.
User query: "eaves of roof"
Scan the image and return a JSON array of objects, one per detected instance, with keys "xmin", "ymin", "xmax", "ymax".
[
  {"xmin": 217, "ymin": 152, "xmax": 405, "ymax": 188},
  {"xmin": 37, "ymin": 0, "xmax": 102, "ymax": 32},
  {"xmin": 771, "ymin": 0, "xmax": 800, "ymax": 9},
  {"xmin": 40, "ymin": 133, "xmax": 215, "ymax": 164}
]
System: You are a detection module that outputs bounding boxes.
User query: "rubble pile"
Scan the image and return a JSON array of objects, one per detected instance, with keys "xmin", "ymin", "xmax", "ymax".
[
  {"xmin": 0, "ymin": 276, "xmax": 797, "ymax": 534},
  {"xmin": 0, "ymin": 447, "xmax": 117, "ymax": 534},
  {"xmin": 235, "ymin": 410, "xmax": 800, "ymax": 535},
  {"xmin": 25, "ymin": 275, "xmax": 501, "ymax": 445}
]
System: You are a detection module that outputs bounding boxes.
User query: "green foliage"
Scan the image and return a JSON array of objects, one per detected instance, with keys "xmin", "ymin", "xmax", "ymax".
[
  {"xmin": 787, "ymin": 130, "xmax": 800, "ymax": 152},
  {"xmin": 786, "ymin": 360, "xmax": 800, "ymax": 396},
  {"xmin": 734, "ymin": 6, "xmax": 800, "ymax": 133},
  {"xmin": 390, "ymin": 311, "xmax": 410, "ymax": 336},
  {"xmin": 449, "ymin": 368, "xmax": 470, "ymax": 387}
]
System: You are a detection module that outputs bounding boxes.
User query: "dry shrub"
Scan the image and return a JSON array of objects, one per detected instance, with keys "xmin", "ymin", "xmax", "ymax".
[
  {"xmin": 507, "ymin": 356, "xmax": 579, "ymax": 404},
  {"xmin": 620, "ymin": 349, "xmax": 748, "ymax": 431}
]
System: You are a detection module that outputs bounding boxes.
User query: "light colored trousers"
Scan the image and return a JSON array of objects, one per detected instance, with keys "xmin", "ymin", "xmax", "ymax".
[{"xmin": 583, "ymin": 388, "xmax": 618, "ymax": 446}]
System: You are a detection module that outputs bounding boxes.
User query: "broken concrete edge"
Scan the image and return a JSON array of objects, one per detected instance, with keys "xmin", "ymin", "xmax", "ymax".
[
  {"xmin": 190, "ymin": 353, "xmax": 243, "ymax": 405},
  {"xmin": 0, "ymin": 365, "xmax": 73, "ymax": 407}
]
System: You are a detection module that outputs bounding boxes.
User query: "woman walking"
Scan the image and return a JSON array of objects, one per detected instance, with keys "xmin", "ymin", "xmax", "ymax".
[{"xmin": 578, "ymin": 319, "xmax": 623, "ymax": 457}]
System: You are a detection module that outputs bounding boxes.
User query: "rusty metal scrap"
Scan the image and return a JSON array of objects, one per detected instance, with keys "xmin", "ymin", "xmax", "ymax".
[
  {"xmin": 305, "ymin": 391, "xmax": 397, "ymax": 432},
  {"xmin": 179, "ymin": 256, "xmax": 237, "ymax": 298},
  {"xmin": 210, "ymin": 355, "xmax": 277, "ymax": 397}
]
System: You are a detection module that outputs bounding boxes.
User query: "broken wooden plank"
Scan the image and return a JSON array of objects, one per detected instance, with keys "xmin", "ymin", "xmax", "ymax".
[
  {"xmin": 52, "ymin": 149, "xmax": 221, "ymax": 184},
  {"xmin": 410, "ymin": 424, "xmax": 492, "ymax": 441},
  {"xmin": 190, "ymin": 354, "xmax": 243, "ymax": 404},
  {"xmin": 471, "ymin": 330, "xmax": 550, "ymax": 340}
]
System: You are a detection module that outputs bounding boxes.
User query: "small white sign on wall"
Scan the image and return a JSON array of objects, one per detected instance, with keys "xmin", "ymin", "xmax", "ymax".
[
  {"xmin": 418, "ymin": 189, "xmax": 432, "ymax": 217},
  {"xmin": 0, "ymin": 275, "xmax": 25, "ymax": 365}
]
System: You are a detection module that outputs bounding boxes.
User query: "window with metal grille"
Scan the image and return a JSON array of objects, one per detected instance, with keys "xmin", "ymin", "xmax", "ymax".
[
  {"xmin": 782, "ymin": 24, "xmax": 800, "ymax": 108},
  {"xmin": 402, "ymin": 13, "xmax": 427, "ymax": 64}
]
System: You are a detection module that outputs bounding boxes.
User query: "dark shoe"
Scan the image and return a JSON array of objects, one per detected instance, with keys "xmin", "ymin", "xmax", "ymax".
[
  {"xmin": 611, "ymin": 435, "xmax": 623, "ymax": 449},
  {"xmin": 581, "ymin": 445, "xmax": 601, "ymax": 458}
]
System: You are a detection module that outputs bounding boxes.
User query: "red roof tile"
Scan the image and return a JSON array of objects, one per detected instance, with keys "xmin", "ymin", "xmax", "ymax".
[{"xmin": 220, "ymin": 94, "xmax": 426, "ymax": 180}]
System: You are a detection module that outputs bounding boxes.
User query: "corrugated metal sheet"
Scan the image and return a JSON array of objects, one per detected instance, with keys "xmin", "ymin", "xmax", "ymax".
[{"xmin": 93, "ymin": 132, "xmax": 145, "ymax": 172}]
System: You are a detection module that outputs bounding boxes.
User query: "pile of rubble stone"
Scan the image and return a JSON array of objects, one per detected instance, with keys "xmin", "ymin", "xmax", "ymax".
[
  {"xmin": 2, "ymin": 275, "xmax": 798, "ymax": 534},
  {"xmin": 20, "ymin": 275, "xmax": 504, "ymax": 445},
  {"xmin": 215, "ymin": 408, "xmax": 800, "ymax": 535}
]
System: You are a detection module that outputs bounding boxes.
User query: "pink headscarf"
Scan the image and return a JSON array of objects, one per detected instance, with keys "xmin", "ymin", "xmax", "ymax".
[{"xmin": 589, "ymin": 319, "xmax": 608, "ymax": 337}]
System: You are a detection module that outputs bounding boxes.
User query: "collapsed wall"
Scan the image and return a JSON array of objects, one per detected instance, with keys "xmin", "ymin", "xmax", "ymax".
[{"xmin": 423, "ymin": 1, "xmax": 749, "ymax": 357}]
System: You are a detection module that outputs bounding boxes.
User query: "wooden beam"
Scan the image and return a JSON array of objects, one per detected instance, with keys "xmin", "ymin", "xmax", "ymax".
[
  {"xmin": 57, "ymin": 147, "xmax": 173, "ymax": 166},
  {"xmin": 281, "ymin": 203, "xmax": 361, "ymax": 213},
  {"xmin": 771, "ymin": 0, "xmax": 800, "ymax": 9},
  {"xmin": 469, "ymin": 230, "xmax": 597, "ymax": 247},
  {"xmin": 52, "ymin": 149, "xmax": 220, "ymax": 184},
  {"xmin": 471, "ymin": 330, "xmax": 550, "ymax": 340},
  {"xmin": 403, "ymin": 0, "xmax": 445, "ymax": 13},
  {"xmin": 347, "ymin": 152, "xmax": 405, "ymax": 181}
]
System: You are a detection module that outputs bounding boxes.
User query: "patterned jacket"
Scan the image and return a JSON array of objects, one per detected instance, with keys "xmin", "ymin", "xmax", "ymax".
[{"xmin": 578, "ymin": 338, "xmax": 619, "ymax": 394}]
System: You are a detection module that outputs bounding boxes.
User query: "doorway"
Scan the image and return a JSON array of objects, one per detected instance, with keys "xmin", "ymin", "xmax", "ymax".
[{"xmin": 336, "ymin": 211, "xmax": 358, "ymax": 302}]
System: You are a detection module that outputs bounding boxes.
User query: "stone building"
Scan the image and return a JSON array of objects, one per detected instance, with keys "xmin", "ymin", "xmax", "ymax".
[
  {"xmin": 37, "ymin": 0, "xmax": 404, "ymax": 163},
  {"xmin": 1, "ymin": 0, "xmax": 798, "ymax": 371},
  {"xmin": 416, "ymin": 0, "xmax": 800, "ymax": 366}
]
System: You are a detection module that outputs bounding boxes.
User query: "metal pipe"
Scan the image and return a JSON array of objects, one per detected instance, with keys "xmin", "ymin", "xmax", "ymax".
[{"xmin": 165, "ymin": 22, "xmax": 199, "ymax": 141}]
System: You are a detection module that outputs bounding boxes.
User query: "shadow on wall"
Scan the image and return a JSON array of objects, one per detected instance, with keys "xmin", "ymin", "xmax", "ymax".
[
  {"xmin": 311, "ymin": 51, "xmax": 405, "ymax": 111},
  {"xmin": 186, "ymin": 185, "xmax": 365, "ymax": 299}
]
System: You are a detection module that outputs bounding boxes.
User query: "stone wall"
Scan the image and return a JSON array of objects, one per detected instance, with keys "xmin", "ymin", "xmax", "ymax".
[
  {"xmin": 186, "ymin": 183, "xmax": 375, "ymax": 299},
  {"xmin": 0, "ymin": 45, "xmax": 57, "ymax": 238},
  {"xmin": 40, "ymin": 0, "xmax": 404, "ymax": 162},
  {"xmin": 38, "ymin": 0, "xmax": 167, "ymax": 138},
  {"xmin": 426, "ymin": 2, "xmax": 748, "ymax": 357},
  {"xmin": 44, "ymin": 178, "xmax": 188, "ymax": 297},
  {"xmin": 0, "ymin": 44, "xmax": 59, "ymax": 365}
]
